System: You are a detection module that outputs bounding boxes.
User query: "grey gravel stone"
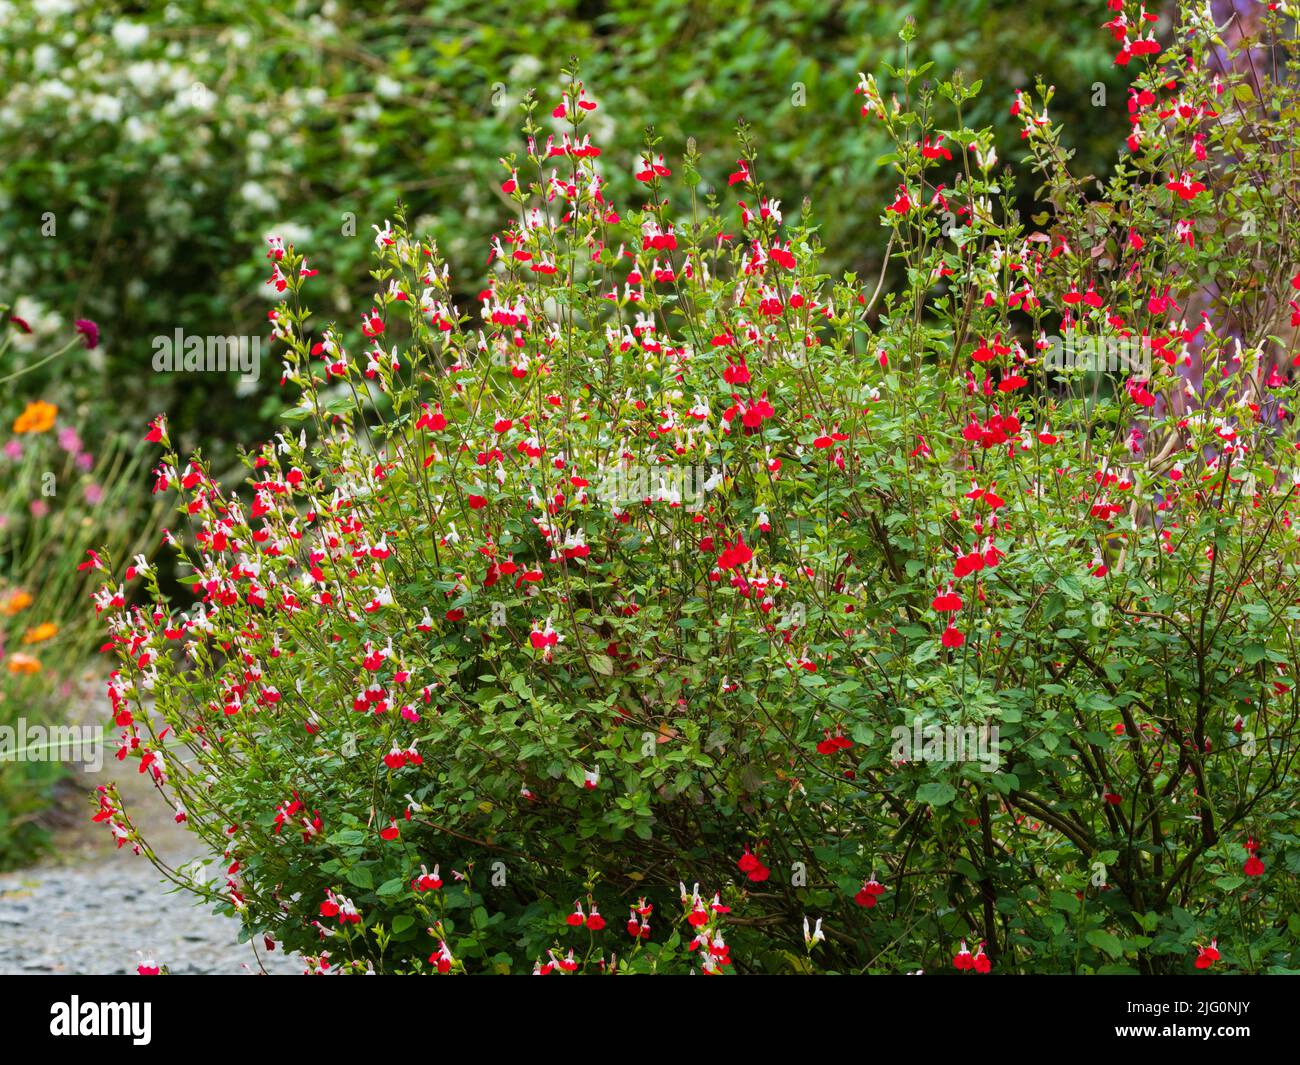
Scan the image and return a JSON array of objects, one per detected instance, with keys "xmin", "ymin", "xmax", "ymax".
[
  {"xmin": 0, "ymin": 721, "xmax": 300, "ymax": 976},
  {"xmin": 0, "ymin": 858, "xmax": 301, "ymax": 975}
]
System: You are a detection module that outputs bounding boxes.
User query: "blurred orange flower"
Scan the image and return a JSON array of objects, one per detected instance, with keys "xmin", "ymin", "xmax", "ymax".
[
  {"xmin": 5, "ymin": 653, "xmax": 42, "ymax": 674},
  {"xmin": 13, "ymin": 400, "xmax": 58, "ymax": 433},
  {"xmin": 1, "ymin": 591, "xmax": 33, "ymax": 615},
  {"xmin": 22, "ymin": 622, "xmax": 58, "ymax": 644}
]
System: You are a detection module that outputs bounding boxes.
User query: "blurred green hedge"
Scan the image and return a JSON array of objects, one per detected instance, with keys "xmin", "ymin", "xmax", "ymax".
[{"xmin": 1, "ymin": 0, "xmax": 1122, "ymax": 452}]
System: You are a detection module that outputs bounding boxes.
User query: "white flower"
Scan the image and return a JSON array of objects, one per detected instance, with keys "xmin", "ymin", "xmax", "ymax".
[
  {"xmin": 33, "ymin": 0, "xmax": 76, "ymax": 17},
  {"xmin": 123, "ymin": 115, "xmax": 153, "ymax": 145},
  {"xmin": 803, "ymin": 916, "xmax": 825, "ymax": 946},
  {"xmin": 240, "ymin": 180, "xmax": 278, "ymax": 213},
  {"xmin": 88, "ymin": 94, "xmax": 123, "ymax": 124},
  {"xmin": 31, "ymin": 44, "xmax": 57, "ymax": 74},
  {"xmin": 112, "ymin": 21, "xmax": 150, "ymax": 51},
  {"xmin": 266, "ymin": 221, "xmax": 312, "ymax": 248}
]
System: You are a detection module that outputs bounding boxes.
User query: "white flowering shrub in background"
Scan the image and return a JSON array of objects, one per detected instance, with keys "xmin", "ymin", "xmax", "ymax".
[{"xmin": 0, "ymin": 0, "xmax": 1120, "ymax": 454}]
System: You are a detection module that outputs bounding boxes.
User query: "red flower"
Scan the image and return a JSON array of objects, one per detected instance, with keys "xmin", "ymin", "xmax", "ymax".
[
  {"xmin": 815, "ymin": 728, "xmax": 852, "ymax": 755},
  {"xmin": 716, "ymin": 536, "xmax": 753, "ymax": 570},
  {"xmin": 1194, "ymin": 939, "xmax": 1220, "ymax": 970},
  {"xmin": 855, "ymin": 876, "xmax": 887, "ymax": 908},
  {"xmin": 921, "ymin": 136, "xmax": 952, "ymax": 161},
  {"xmin": 361, "ymin": 308, "xmax": 385, "ymax": 337},
  {"xmin": 737, "ymin": 845, "xmax": 770, "ymax": 882},
  {"xmin": 627, "ymin": 907, "xmax": 651, "ymax": 939},
  {"xmin": 740, "ymin": 394, "xmax": 775, "ymax": 429},
  {"xmin": 887, "ymin": 186, "xmax": 913, "ymax": 214},
  {"xmin": 723, "ymin": 358, "xmax": 750, "ymax": 384},
  {"xmin": 1127, "ymin": 379, "xmax": 1156, "ymax": 407},
  {"xmin": 416, "ymin": 403, "xmax": 447, "ymax": 430},
  {"xmin": 931, "ymin": 587, "xmax": 963, "ymax": 613}
]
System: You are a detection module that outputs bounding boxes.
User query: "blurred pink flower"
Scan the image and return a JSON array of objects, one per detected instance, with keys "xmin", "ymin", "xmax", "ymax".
[
  {"xmin": 83, "ymin": 482, "xmax": 104, "ymax": 505},
  {"xmin": 76, "ymin": 452, "xmax": 94, "ymax": 471},
  {"xmin": 3, "ymin": 439, "xmax": 21, "ymax": 460},
  {"xmin": 58, "ymin": 427, "xmax": 82, "ymax": 452},
  {"xmin": 74, "ymin": 318, "xmax": 100, "ymax": 349},
  {"xmin": 29, "ymin": 499, "xmax": 49, "ymax": 517}
]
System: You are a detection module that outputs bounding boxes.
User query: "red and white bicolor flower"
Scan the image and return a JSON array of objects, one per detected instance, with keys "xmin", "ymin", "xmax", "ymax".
[
  {"xmin": 529, "ymin": 617, "xmax": 563, "ymax": 660},
  {"xmin": 953, "ymin": 939, "xmax": 992, "ymax": 972},
  {"xmin": 429, "ymin": 939, "xmax": 455, "ymax": 974},
  {"xmin": 372, "ymin": 220, "xmax": 396, "ymax": 248},
  {"xmin": 854, "ymin": 875, "xmax": 887, "ymax": 908},
  {"xmin": 627, "ymin": 905, "xmax": 651, "ymax": 939},
  {"xmin": 1194, "ymin": 938, "xmax": 1220, "ymax": 969},
  {"xmin": 320, "ymin": 889, "xmax": 361, "ymax": 925}
]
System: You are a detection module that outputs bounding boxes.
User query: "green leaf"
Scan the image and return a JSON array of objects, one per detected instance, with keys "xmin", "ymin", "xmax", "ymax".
[
  {"xmin": 327, "ymin": 829, "xmax": 366, "ymax": 846},
  {"xmin": 1085, "ymin": 929, "xmax": 1126, "ymax": 960},
  {"xmin": 916, "ymin": 782, "xmax": 957, "ymax": 806}
]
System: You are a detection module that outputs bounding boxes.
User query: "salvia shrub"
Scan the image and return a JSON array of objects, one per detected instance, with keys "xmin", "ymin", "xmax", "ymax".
[{"xmin": 94, "ymin": 7, "xmax": 1300, "ymax": 974}]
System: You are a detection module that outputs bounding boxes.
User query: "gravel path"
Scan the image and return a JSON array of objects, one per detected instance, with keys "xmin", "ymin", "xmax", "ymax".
[
  {"xmin": 0, "ymin": 860, "xmax": 301, "ymax": 975},
  {"xmin": 0, "ymin": 756, "xmax": 300, "ymax": 975}
]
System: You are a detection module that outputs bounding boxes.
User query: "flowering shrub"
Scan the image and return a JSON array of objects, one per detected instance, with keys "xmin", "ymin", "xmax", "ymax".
[{"xmin": 96, "ymin": 6, "xmax": 1300, "ymax": 974}]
